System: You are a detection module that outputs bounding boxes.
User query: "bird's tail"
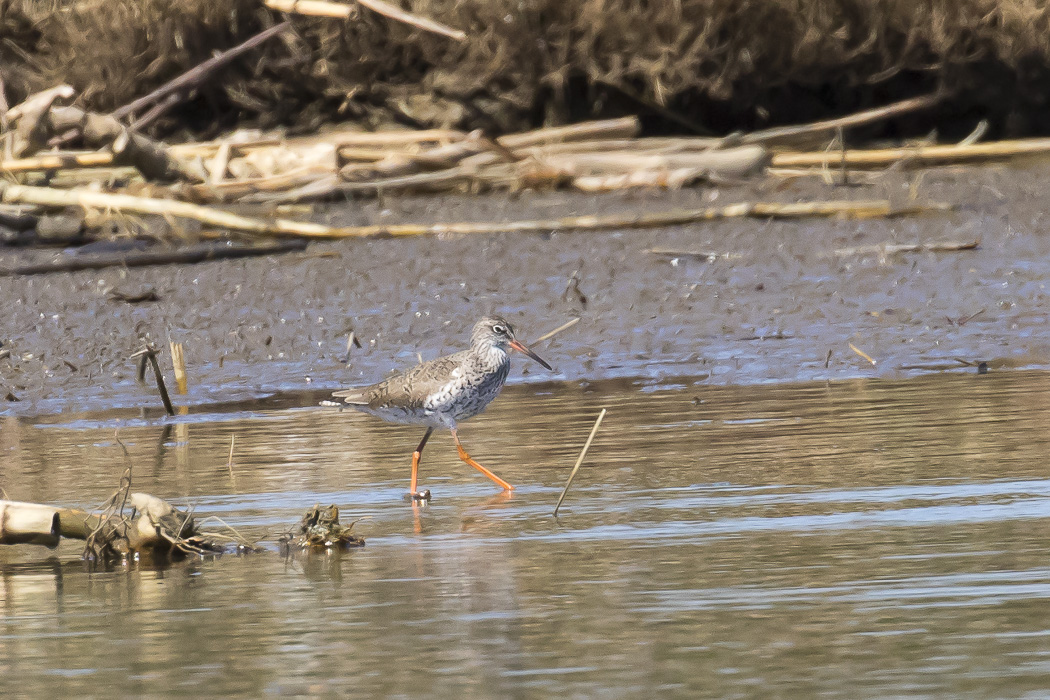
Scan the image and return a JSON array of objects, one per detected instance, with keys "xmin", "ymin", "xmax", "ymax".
[{"xmin": 325, "ymin": 392, "xmax": 371, "ymax": 407}]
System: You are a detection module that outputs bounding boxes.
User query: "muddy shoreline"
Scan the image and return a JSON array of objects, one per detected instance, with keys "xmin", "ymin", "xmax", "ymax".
[{"xmin": 3, "ymin": 160, "xmax": 1050, "ymax": 417}]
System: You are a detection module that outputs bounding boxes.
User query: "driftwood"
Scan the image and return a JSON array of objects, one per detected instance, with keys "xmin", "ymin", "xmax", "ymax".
[
  {"xmin": 0, "ymin": 495, "xmax": 206, "ymax": 553},
  {"xmin": 0, "ymin": 500, "xmax": 61, "ymax": 547},
  {"xmin": 48, "ymin": 106, "xmax": 205, "ymax": 182}
]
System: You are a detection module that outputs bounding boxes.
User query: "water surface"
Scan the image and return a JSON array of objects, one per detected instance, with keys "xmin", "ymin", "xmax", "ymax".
[{"xmin": 2, "ymin": 370, "xmax": 1050, "ymax": 697}]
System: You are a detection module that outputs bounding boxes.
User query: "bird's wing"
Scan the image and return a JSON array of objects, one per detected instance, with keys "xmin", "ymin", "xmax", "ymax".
[{"xmin": 332, "ymin": 351, "xmax": 469, "ymax": 410}]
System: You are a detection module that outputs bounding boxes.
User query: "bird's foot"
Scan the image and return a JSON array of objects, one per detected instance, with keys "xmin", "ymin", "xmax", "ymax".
[{"xmin": 403, "ymin": 489, "xmax": 431, "ymax": 503}]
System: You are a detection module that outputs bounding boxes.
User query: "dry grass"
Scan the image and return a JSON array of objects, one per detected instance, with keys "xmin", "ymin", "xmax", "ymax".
[{"xmin": 3, "ymin": 0, "xmax": 1050, "ymax": 134}]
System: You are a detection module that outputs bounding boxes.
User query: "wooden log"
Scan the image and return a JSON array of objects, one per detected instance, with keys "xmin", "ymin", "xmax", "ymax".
[{"xmin": 0, "ymin": 501, "xmax": 61, "ymax": 548}]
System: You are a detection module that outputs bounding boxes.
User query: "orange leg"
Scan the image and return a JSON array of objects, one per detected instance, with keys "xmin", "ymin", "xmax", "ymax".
[
  {"xmin": 410, "ymin": 427, "xmax": 433, "ymax": 494},
  {"xmin": 450, "ymin": 428, "xmax": 514, "ymax": 491}
]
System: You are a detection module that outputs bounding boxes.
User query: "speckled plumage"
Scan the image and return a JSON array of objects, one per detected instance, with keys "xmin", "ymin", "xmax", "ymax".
[{"xmin": 328, "ymin": 316, "xmax": 552, "ymax": 495}]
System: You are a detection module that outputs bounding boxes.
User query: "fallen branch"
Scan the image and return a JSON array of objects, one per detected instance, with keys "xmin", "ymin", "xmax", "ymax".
[{"xmin": 111, "ymin": 22, "xmax": 293, "ymax": 122}]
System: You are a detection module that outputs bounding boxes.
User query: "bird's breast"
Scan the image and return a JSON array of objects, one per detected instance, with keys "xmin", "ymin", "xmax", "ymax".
[{"xmin": 424, "ymin": 360, "xmax": 510, "ymax": 420}]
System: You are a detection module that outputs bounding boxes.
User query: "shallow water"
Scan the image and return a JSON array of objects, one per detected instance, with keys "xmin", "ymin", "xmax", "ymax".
[{"xmin": 3, "ymin": 370, "xmax": 1050, "ymax": 697}]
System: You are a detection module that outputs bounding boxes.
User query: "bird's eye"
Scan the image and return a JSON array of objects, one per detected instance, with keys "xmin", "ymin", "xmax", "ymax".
[{"xmin": 492, "ymin": 324, "xmax": 507, "ymax": 334}]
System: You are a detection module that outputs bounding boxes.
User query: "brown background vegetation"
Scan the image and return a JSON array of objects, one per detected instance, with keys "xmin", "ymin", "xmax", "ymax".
[{"xmin": 3, "ymin": 0, "xmax": 1050, "ymax": 138}]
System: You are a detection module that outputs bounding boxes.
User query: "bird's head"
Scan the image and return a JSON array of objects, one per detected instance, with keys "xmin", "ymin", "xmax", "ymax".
[{"xmin": 472, "ymin": 316, "xmax": 552, "ymax": 370}]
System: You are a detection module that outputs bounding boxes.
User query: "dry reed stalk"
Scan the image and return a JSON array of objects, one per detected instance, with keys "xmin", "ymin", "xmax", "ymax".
[
  {"xmin": 554, "ymin": 408, "xmax": 607, "ymax": 517},
  {"xmin": 849, "ymin": 343, "xmax": 877, "ymax": 366},
  {"xmin": 339, "ymin": 118, "xmax": 639, "ymax": 183},
  {"xmin": 830, "ymin": 239, "xmax": 979, "ymax": 257},
  {"xmin": 265, "ymin": 0, "xmax": 466, "ymax": 41},
  {"xmin": 170, "ymin": 341, "xmax": 188, "ymax": 395},
  {"xmin": 740, "ymin": 94, "xmax": 941, "ymax": 146},
  {"xmin": 227, "ymin": 435, "xmax": 237, "ymax": 483},
  {"xmin": 0, "ymin": 183, "xmax": 334, "ymax": 237},
  {"xmin": 0, "ymin": 151, "xmax": 114, "ymax": 173},
  {"xmin": 772, "ymin": 138, "xmax": 1050, "ymax": 168},
  {"xmin": 532, "ymin": 317, "xmax": 580, "ymax": 345},
  {"xmin": 259, "ymin": 199, "xmax": 951, "ymax": 239},
  {"xmin": 168, "ymin": 129, "xmax": 464, "ymax": 161}
]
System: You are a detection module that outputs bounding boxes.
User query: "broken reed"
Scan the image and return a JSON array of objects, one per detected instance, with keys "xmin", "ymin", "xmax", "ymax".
[{"xmin": 554, "ymin": 408, "xmax": 607, "ymax": 517}]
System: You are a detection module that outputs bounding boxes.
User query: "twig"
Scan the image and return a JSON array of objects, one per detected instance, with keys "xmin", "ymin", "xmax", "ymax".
[
  {"xmin": 532, "ymin": 317, "xmax": 580, "ymax": 345},
  {"xmin": 849, "ymin": 343, "xmax": 877, "ymax": 366},
  {"xmin": 110, "ymin": 22, "xmax": 292, "ymax": 122},
  {"xmin": 554, "ymin": 409, "xmax": 607, "ymax": 517},
  {"xmin": 0, "ymin": 151, "xmax": 113, "ymax": 174},
  {"xmin": 131, "ymin": 344, "xmax": 176, "ymax": 416},
  {"xmin": 830, "ymin": 239, "xmax": 978, "ymax": 257}
]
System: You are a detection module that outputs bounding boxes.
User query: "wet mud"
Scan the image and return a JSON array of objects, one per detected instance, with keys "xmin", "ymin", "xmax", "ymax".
[{"xmin": 3, "ymin": 160, "xmax": 1050, "ymax": 415}]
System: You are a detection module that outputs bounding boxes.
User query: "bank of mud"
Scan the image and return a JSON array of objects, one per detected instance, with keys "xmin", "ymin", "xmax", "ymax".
[{"xmin": 2, "ymin": 160, "xmax": 1050, "ymax": 416}]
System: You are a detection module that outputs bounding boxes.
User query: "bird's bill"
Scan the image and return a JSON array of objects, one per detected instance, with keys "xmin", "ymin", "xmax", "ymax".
[{"xmin": 510, "ymin": 340, "xmax": 553, "ymax": 370}]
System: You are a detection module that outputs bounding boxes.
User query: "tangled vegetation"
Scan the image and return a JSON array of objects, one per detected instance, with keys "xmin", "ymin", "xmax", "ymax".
[{"xmin": 2, "ymin": 0, "xmax": 1050, "ymax": 136}]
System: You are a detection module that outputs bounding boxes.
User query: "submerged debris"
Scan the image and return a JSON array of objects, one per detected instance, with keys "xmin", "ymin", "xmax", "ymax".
[{"xmin": 279, "ymin": 504, "xmax": 366, "ymax": 552}]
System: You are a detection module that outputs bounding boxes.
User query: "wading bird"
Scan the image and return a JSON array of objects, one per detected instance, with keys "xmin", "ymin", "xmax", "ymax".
[{"xmin": 328, "ymin": 316, "xmax": 552, "ymax": 496}]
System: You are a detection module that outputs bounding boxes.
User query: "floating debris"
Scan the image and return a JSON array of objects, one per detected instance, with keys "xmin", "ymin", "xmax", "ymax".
[{"xmin": 279, "ymin": 504, "xmax": 365, "ymax": 552}]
